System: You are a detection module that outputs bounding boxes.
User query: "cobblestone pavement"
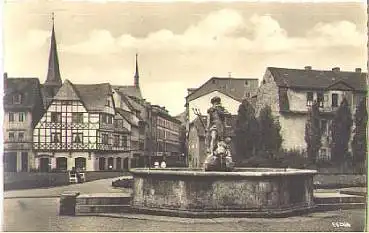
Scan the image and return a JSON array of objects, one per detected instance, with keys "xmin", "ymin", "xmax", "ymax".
[
  {"xmin": 4, "ymin": 177, "xmax": 131, "ymax": 199},
  {"xmin": 3, "ymin": 197, "xmax": 365, "ymax": 232}
]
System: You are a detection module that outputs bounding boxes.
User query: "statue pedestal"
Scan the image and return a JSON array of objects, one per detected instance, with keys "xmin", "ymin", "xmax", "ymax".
[{"xmin": 204, "ymin": 154, "xmax": 234, "ymax": 172}]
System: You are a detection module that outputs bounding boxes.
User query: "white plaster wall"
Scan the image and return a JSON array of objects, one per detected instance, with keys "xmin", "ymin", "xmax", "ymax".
[
  {"xmin": 279, "ymin": 115, "xmax": 307, "ymax": 151},
  {"xmin": 188, "ymin": 91, "xmax": 241, "ymax": 123}
]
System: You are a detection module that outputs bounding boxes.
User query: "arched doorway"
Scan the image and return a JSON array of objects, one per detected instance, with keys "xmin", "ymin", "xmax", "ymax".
[
  {"xmin": 39, "ymin": 157, "xmax": 50, "ymax": 172},
  {"xmin": 107, "ymin": 157, "xmax": 114, "ymax": 170},
  {"xmin": 123, "ymin": 158, "xmax": 129, "ymax": 170},
  {"xmin": 116, "ymin": 158, "xmax": 122, "ymax": 170},
  {"xmin": 99, "ymin": 157, "xmax": 106, "ymax": 171},
  {"xmin": 75, "ymin": 157, "xmax": 86, "ymax": 171},
  {"xmin": 56, "ymin": 157, "xmax": 68, "ymax": 171}
]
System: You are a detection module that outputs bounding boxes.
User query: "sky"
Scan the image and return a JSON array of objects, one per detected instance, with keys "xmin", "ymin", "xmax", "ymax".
[{"xmin": 3, "ymin": 0, "xmax": 367, "ymax": 116}]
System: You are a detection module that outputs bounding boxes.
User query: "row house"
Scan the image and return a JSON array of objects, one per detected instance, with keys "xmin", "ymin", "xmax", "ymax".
[
  {"xmin": 150, "ymin": 105, "xmax": 182, "ymax": 165},
  {"xmin": 3, "ymin": 75, "xmax": 45, "ymax": 172},
  {"xmin": 255, "ymin": 66, "xmax": 367, "ymax": 160},
  {"xmin": 33, "ymin": 80, "xmax": 131, "ymax": 172}
]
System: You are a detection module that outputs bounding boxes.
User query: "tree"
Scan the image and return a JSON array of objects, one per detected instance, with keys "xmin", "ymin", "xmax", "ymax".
[
  {"xmin": 234, "ymin": 100, "xmax": 259, "ymax": 161},
  {"xmin": 331, "ymin": 98, "xmax": 353, "ymax": 163},
  {"xmin": 351, "ymin": 98, "xmax": 367, "ymax": 166},
  {"xmin": 258, "ymin": 105, "xmax": 282, "ymax": 156},
  {"xmin": 304, "ymin": 101, "xmax": 322, "ymax": 163}
]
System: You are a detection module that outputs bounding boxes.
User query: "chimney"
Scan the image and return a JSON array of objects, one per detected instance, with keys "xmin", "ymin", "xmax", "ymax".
[
  {"xmin": 355, "ymin": 68, "xmax": 362, "ymax": 73},
  {"xmin": 304, "ymin": 66, "xmax": 312, "ymax": 71},
  {"xmin": 3, "ymin": 72, "xmax": 8, "ymax": 80},
  {"xmin": 332, "ymin": 67, "xmax": 340, "ymax": 73}
]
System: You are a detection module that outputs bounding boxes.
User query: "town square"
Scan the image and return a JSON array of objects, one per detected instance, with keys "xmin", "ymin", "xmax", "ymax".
[{"xmin": 2, "ymin": 0, "xmax": 368, "ymax": 231}]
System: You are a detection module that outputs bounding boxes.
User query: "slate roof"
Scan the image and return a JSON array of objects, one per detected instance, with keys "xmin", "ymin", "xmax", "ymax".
[
  {"xmin": 113, "ymin": 85, "xmax": 143, "ymax": 99},
  {"xmin": 73, "ymin": 83, "xmax": 113, "ymax": 112},
  {"xmin": 186, "ymin": 77, "xmax": 259, "ymax": 102},
  {"xmin": 115, "ymin": 108, "xmax": 140, "ymax": 127},
  {"xmin": 4, "ymin": 78, "xmax": 43, "ymax": 111},
  {"xmin": 268, "ymin": 67, "xmax": 367, "ymax": 91}
]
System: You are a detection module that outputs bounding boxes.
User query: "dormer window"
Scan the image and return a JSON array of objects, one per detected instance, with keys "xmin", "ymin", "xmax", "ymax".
[
  {"xmin": 245, "ymin": 81, "xmax": 249, "ymax": 86},
  {"xmin": 106, "ymin": 99, "xmax": 111, "ymax": 107},
  {"xmin": 13, "ymin": 94, "xmax": 22, "ymax": 104}
]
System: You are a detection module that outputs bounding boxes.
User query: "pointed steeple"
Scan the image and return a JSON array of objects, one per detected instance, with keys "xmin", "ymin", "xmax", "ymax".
[
  {"xmin": 134, "ymin": 53, "xmax": 139, "ymax": 88},
  {"xmin": 45, "ymin": 12, "xmax": 62, "ymax": 88}
]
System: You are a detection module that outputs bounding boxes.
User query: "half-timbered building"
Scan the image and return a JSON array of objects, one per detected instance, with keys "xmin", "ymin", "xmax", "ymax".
[{"xmin": 33, "ymin": 79, "xmax": 131, "ymax": 172}]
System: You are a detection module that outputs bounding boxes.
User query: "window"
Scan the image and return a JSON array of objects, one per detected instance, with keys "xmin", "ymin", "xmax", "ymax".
[
  {"xmin": 72, "ymin": 113, "xmax": 83, "ymax": 123},
  {"xmin": 102, "ymin": 133, "xmax": 109, "ymax": 144},
  {"xmin": 106, "ymin": 99, "xmax": 111, "ymax": 107},
  {"xmin": 51, "ymin": 112, "xmax": 61, "ymax": 123},
  {"xmin": 13, "ymin": 94, "xmax": 22, "ymax": 104},
  {"xmin": 332, "ymin": 93, "xmax": 338, "ymax": 107},
  {"xmin": 99, "ymin": 157, "xmax": 106, "ymax": 170},
  {"xmin": 317, "ymin": 93, "xmax": 324, "ymax": 107},
  {"xmin": 245, "ymin": 80, "xmax": 249, "ymax": 85},
  {"xmin": 56, "ymin": 157, "xmax": 68, "ymax": 170},
  {"xmin": 319, "ymin": 148, "xmax": 329, "ymax": 160},
  {"xmin": 108, "ymin": 115, "xmax": 113, "ymax": 124},
  {"xmin": 75, "ymin": 157, "xmax": 86, "ymax": 170},
  {"xmin": 139, "ymin": 141, "xmax": 144, "ymax": 150},
  {"xmin": 114, "ymin": 135, "xmax": 120, "ymax": 147},
  {"xmin": 19, "ymin": 112, "xmax": 26, "ymax": 122},
  {"xmin": 320, "ymin": 120, "xmax": 327, "ymax": 134},
  {"xmin": 73, "ymin": 133, "xmax": 83, "ymax": 143},
  {"xmin": 306, "ymin": 92, "xmax": 313, "ymax": 106},
  {"xmin": 18, "ymin": 132, "xmax": 24, "ymax": 142},
  {"xmin": 121, "ymin": 136, "xmax": 128, "ymax": 148},
  {"xmin": 116, "ymin": 157, "xmax": 122, "ymax": 170},
  {"xmin": 9, "ymin": 132, "xmax": 15, "ymax": 141},
  {"xmin": 245, "ymin": 92, "xmax": 251, "ymax": 98},
  {"xmin": 9, "ymin": 112, "xmax": 14, "ymax": 122},
  {"xmin": 51, "ymin": 132, "xmax": 61, "ymax": 143}
]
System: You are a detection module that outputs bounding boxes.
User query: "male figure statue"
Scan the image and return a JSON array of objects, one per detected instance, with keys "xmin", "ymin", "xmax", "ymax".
[{"xmin": 206, "ymin": 96, "xmax": 228, "ymax": 155}]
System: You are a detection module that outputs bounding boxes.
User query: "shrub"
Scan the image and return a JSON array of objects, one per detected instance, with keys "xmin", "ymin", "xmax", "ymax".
[
  {"xmin": 305, "ymin": 101, "xmax": 322, "ymax": 163},
  {"xmin": 331, "ymin": 98, "xmax": 353, "ymax": 163}
]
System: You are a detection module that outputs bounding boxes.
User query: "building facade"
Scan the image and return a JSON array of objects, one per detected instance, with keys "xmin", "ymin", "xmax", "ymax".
[
  {"xmin": 33, "ymin": 80, "xmax": 131, "ymax": 171},
  {"xmin": 3, "ymin": 75, "xmax": 45, "ymax": 172},
  {"xmin": 255, "ymin": 66, "xmax": 367, "ymax": 160},
  {"xmin": 150, "ymin": 105, "xmax": 182, "ymax": 165}
]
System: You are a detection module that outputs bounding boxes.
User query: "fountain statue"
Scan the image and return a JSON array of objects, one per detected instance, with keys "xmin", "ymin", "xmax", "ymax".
[
  {"xmin": 129, "ymin": 96, "xmax": 317, "ymax": 218},
  {"xmin": 197, "ymin": 96, "xmax": 235, "ymax": 171}
]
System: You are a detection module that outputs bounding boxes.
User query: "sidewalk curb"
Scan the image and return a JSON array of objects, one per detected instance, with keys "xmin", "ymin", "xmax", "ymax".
[{"xmin": 4, "ymin": 195, "xmax": 61, "ymax": 199}]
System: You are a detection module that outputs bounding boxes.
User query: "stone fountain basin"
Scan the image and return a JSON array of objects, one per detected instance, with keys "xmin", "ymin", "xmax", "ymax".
[{"xmin": 130, "ymin": 167, "xmax": 317, "ymax": 218}]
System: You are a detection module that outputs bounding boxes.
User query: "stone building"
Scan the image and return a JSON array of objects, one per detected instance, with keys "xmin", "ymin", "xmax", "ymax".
[
  {"xmin": 255, "ymin": 66, "xmax": 367, "ymax": 160},
  {"xmin": 32, "ymin": 80, "xmax": 131, "ymax": 171},
  {"xmin": 3, "ymin": 74, "xmax": 45, "ymax": 172}
]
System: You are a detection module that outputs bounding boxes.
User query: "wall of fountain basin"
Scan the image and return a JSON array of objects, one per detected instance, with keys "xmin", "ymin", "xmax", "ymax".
[{"xmin": 129, "ymin": 167, "xmax": 317, "ymax": 218}]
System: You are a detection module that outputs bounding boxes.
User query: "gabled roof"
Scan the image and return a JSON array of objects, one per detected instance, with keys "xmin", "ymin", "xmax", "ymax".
[
  {"xmin": 268, "ymin": 67, "xmax": 367, "ymax": 91},
  {"xmin": 115, "ymin": 108, "xmax": 139, "ymax": 127},
  {"xmin": 4, "ymin": 78, "xmax": 43, "ymax": 110},
  {"xmin": 54, "ymin": 79, "xmax": 80, "ymax": 101},
  {"xmin": 186, "ymin": 77, "xmax": 259, "ymax": 102},
  {"xmin": 73, "ymin": 83, "xmax": 113, "ymax": 112},
  {"xmin": 113, "ymin": 85, "xmax": 142, "ymax": 99}
]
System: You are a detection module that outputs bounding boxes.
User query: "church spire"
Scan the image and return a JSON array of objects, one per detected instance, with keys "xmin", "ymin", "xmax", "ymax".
[
  {"xmin": 134, "ymin": 53, "xmax": 139, "ymax": 87},
  {"xmin": 45, "ymin": 12, "xmax": 62, "ymax": 87}
]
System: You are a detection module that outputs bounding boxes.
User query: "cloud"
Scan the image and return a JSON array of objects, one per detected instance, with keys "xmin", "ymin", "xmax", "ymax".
[{"xmin": 61, "ymin": 9, "xmax": 365, "ymax": 55}]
